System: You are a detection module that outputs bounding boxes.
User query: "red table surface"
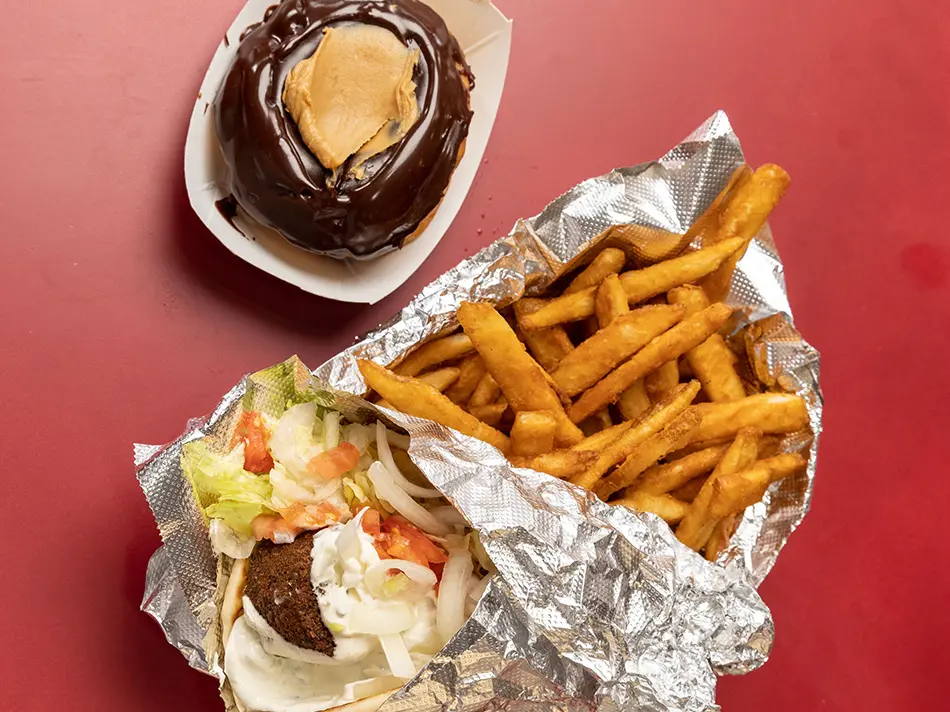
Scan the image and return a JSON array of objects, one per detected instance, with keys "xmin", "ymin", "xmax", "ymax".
[{"xmin": 2, "ymin": 0, "xmax": 949, "ymax": 710}]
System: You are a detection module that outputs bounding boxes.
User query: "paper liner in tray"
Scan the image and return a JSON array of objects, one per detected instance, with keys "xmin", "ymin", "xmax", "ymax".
[{"xmin": 185, "ymin": 0, "xmax": 512, "ymax": 303}]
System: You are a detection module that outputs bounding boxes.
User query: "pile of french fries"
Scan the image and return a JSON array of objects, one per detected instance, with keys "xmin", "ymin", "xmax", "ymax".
[{"xmin": 359, "ymin": 163, "xmax": 810, "ymax": 561}]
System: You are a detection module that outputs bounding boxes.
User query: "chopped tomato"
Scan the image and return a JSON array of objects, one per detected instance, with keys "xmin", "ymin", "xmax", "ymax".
[
  {"xmin": 370, "ymin": 513, "xmax": 449, "ymax": 568},
  {"xmin": 251, "ymin": 514, "xmax": 301, "ymax": 543},
  {"xmin": 231, "ymin": 411, "xmax": 274, "ymax": 474},
  {"xmin": 360, "ymin": 507, "xmax": 383, "ymax": 537},
  {"xmin": 306, "ymin": 442, "xmax": 360, "ymax": 481},
  {"xmin": 280, "ymin": 502, "xmax": 345, "ymax": 530}
]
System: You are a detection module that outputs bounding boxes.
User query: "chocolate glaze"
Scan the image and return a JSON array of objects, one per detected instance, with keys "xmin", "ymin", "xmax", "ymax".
[{"xmin": 215, "ymin": 0, "xmax": 474, "ymax": 259}]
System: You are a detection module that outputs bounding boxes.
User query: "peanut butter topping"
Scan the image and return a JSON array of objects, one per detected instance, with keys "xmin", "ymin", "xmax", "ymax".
[{"xmin": 282, "ymin": 24, "xmax": 420, "ymax": 172}]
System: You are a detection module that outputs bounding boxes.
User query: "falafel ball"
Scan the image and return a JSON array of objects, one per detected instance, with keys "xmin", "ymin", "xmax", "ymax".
[{"xmin": 244, "ymin": 532, "xmax": 335, "ymax": 656}]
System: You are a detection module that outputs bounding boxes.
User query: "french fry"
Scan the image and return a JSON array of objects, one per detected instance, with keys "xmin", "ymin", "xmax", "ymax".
[
  {"xmin": 457, "ymin": 302, "xmax": 584, "ymax": 447},
  {"xmin": 568, "ymin": 303, "xmax": 732, "ymax": 423},
  {"xmin": 678, "ymin": 357, "xmax": 693, "ymax": 380},
  {"xmin": 634, "ymin": 443, "xmax": 730, "ymax": 495},
  {"xmin": 510, "ymin": 450, "xmax": 598, "ymax": 479},
  {"xmin": 416, "ymin": 367, "xmax": 461, "ymax": 392},
  {"xmin": 688, "ymin": 393, "xmax": 809, "ymax": 443},
  {"xmin": 469, "ymin": 402, "xmax": 507, "ymax": 428},
  {"xmin": 468, "ymin": 373, "xmax": 501, "ymax": 408},
  {"xmin": 580, "ymin": 409, "xmax": 613, "ymax": 436},
  {"xmin": 666, "ymin": 285, "xmax": 709, "ymax": 315},
  {"xmin": 570, "ymin": 381, "xmax": 700, "ymax": 490},
  {"xmin": 613, "ymin": 492, "xmax": 689, "ymax": 524},
  {"xmin": 704, "ymin": 514, "xmax": 739, "ymax": 561},
  {"xmin": 686, "ymin": 335, "xmax": 746, "ymax": 402},
  {"xmin": 510, "ymin": 411, "xmax": 558, "ymax": 457},
  {"xmin": 675, "ymin": 428, "xmax": 761, "ymax": 551},
  {"xmin": 666, "ymin": 434, "xmax": 780, "ymax": 463},
  {"xmin": 670, "ymin": 475, "xmax": 707, "ymax": 503},
  {"xmin": 550, "ymin": 305, "xmax": 685, "ymax": 397},
  {"xmin": 667, "ymin": 286, "xmax": 745, "ymax": 402},
  {"xmin": 564, "ymin": 247, "xmax": 627, "ymax": 294},
  {"xmin": 607, "ymin": 166, "xmax": 752, "ymax": 264},
  {"xmin": 644, "ymin": 359, "xmax": 679, "ymax": 401},
  {"xmin": 377, "ymin": 399, "xmax": 395, "ymax": 410},
  {"xmin": 594, "ymin": 408, "xmax": 702, "ymax": 499},
  {"xmin": 570, "ymin": 421, "xmax": 633, "ymax": 452},
  {"xmin": 358, "ymin": 360, "xmax": 510, "ymax": 453},
  {"xmin": 616, "ymin": 379, "xmax": 651, "ymax": 421},
  {"xmin": 604, "ymin": 225, "xmax": 691, "ymax": 265},
  {"xmin": 519, "ymin": 238, "xmax": 745, "ymax": 330},
  {"xmin": 701, "ymin": 164, "xmax": 791, "ymax": 302},
  {"xmin": 445, "ymin": 354, "xmax": 486, "ymax": 404},
  {"xmin": 666, "ymin": 437, "xmax": 733, "ymax": 460},
  {"xmin": 393, "ymin": 333, "xmax": 474, "ymax": 376},
  {"xmin": 595, "ymin": 273, "xmax": 630, "ymax": 327},
  {"xmin": 513, "ymin": 298, "xmax": 575, "ymax": 372},
  {"xmin": 708, "ymin": 453, "xmax": 806, "ymax": 518},
  {"xmin": 619, "ymin": 237, "xmax": 746, "ymax": 305}
]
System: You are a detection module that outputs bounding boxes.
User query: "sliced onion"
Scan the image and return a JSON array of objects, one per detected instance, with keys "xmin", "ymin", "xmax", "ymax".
[
  {"xmin": 378, "ymin": 633, "xmax": 415, "ymax": 679},
  {"xmin": 335, "ymin": 513, "xmax": 365, "ymax": 564},
  {"xmin": 365, "ymin": 560, "xmax": 437, "ymax": 599},
  {"xmin": 467, "ymin": 573, "xmax": 492, "ymax": 604},
  {"xmin": 375, "ymin": 422, "xmax": 442, "ymax": 499},
  {"xmin": 324, "ymin": 411, "xmax": 341, "ymax": 450},
  {"xmin": 349, "ymin": 601, "xmax": 416, "ymax": 635},
  {"xmin": 436, "ymin": 549, "xmax": 474, "ymax": 643},
  {"xmin": 367, "ymin": 462, "xmax": 449, "ymax": 536},
  {"xmin": 429, "ymin": 506, "xmax": 470, "ymax": 530},
  {"xmin": 385, "ymin": 430, "xmax": 411, "ymax": 451}
]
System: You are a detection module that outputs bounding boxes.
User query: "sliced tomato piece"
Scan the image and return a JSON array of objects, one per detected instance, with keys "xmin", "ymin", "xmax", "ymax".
[
  {"xmin": 306, "ymin": 442, "xmax": 360, "ymax": 481},
  {"xmin": 279, "ymin": 502, "xmax": 344, "ymax": 530},
  {"xmin": 231, "ymin": 411, "xmax": 274, "ymax": 474},
  {"xmin": 381, "ymin": 515, "xmax": 449, "ymax": 566},
  {"xmin": 251, "ymin": 514, "xmax": 301, "ymax": 543}
]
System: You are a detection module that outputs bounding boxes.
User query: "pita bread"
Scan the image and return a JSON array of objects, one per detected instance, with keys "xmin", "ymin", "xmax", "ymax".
[{"xmin": 220, "ymin": 556, "xmax": 401, "ymax": 712}]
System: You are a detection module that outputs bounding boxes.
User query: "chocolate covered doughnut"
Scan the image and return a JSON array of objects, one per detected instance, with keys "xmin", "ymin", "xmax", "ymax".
[{"xmin": 215, "ymin": 0, "xmax": 474, "ymax": 259}]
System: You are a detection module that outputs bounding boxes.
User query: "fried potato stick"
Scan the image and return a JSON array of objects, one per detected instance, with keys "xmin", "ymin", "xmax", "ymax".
[
  {"xmin": 416, "ymin": 367, "xmax": 461, "ymax": 392},
  {"xmin": 457, "ymin": 302, "xmax": 584, "ymax": 447},
  {"xmin": 613, "ymin": 492, "xmax": 688, "ymax": 525},
  {"xmin": 616, "ymin": 379, "xmax": 652, "ymax": 421},
  {"xmin": 513, "ymin": 298, "xmax": 575, "ymax": 372},
  {"xmin": 570, "ymin": 381, "xmax": 700, "ymax": 490},
  {"xmin": 701, "ymin": 164, "xmax": 791, "ymax": 301},
  {"xmin": 568, "ymin": 303, "xmax": 732, "ymax": 423},
  {"xmin": 519, "ymin": 238, "xmax": 745, "ymax": 330},
  {"xmin": 594, "ymin": 408, "xmax": 702, "ymax": 499},
  {"xmin": 687, "ymin": 393, "xmax": 808, "ymax": 443},
  {"xmin": 358, "ymin": 360, "xmax": 510, "ymax": 453},
  {"xmin": 564, "ymin": 247, "xmax": 627, "ymax": 294},
  {"xmin": 635, "ymin": 443, "xmax": 731, "ymax": 496},
  {"xmin": 595, "ymin": 273, "xmax": 630, "ymax": 327},
  {"xmin": 708, "ymin": 453, "xmax": 806, "ymax": 519},
  {"xmin": 667, "ymin": 286, "xmax": 745, "ymax": 402},
  {"xmin": 551, "ymin": 305, "xmax": 685, "ymax": 397},
  {"xmin": 675, "ymin": 428, "xmax": 761, "ymax": 551},
  {"xmin": 394, "ymin": 333, "xmax": 474, "ymax": 376},
  {"xmin": 510, "ymin": 411, "xmax": 558, "ymax": 457},
  {"xmin": 445, "ymin": 354, "xmax": 486, "ymax": 404},
  {"xmin": 510, "ymin": 450, "xmax": 598, "ymax": 479}
]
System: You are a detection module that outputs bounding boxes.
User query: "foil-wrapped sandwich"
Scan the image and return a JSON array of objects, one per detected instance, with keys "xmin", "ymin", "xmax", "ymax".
[{"xmin": 139, "ymin": 112, "xmax": 822, "ymax": 712}]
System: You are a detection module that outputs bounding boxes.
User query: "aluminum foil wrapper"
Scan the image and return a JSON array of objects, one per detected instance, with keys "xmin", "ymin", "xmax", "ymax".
[{"xmin": 137, "ymin": 111, "xmax": 822, "ymax": 711}]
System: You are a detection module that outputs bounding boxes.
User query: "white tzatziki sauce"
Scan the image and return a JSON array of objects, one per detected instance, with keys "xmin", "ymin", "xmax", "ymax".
[{"xmin": 224, "ymin": 512, "xmax": 439, "ymax": 712}]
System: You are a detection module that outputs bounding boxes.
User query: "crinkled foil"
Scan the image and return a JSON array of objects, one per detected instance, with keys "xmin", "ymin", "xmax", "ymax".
[{"xmin": 137, "ymin": 111, "xmax": 822, "ymax": 710}]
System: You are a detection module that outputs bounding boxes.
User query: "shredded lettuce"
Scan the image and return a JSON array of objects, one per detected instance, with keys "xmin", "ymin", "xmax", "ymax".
[{"xmin": 182, "ymin": 440, "xmax": 274, "ymax": 535}]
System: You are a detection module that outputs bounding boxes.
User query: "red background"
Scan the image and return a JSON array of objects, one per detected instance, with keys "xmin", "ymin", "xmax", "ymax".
[{"xmin": 2, "ymin": 0, "xmax": 949, "ymax": 710}]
